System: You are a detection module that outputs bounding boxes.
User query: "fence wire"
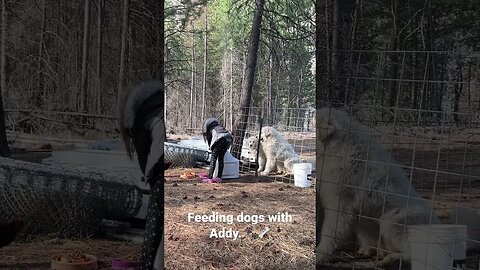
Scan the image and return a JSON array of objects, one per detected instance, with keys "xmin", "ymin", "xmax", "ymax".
[
  {"xmin": 233, "ymin": 106, "xmax": 316, "ymax": 184},
  {"xmin": 0, "ymin": 157, "xmax": 143, "ymax": 240},
  {"xmin": 317, "ymin": 50, "xmax": 480, "ymax": 270}
]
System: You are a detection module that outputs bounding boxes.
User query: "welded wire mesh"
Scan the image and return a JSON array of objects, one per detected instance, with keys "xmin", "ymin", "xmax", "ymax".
[
  {"xmin": 316, "ymin": 49, "xmax": 480, "ymax": 269},
  {"xmin": 0, "ymin": 157, "xmax": 143, "ymax": 239},
  {"xmin": 164, "ymin": 142, "xmax": 210, "ymax": 168},
  {"xmin": 233, "ymin": 106, "xmax": 316, "ymax": 184}
]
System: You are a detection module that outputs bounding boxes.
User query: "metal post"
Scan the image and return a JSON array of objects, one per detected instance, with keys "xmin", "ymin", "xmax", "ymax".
[{"xmin": 254, "ymin": 113, "xmax": 263, "ymax": 180}]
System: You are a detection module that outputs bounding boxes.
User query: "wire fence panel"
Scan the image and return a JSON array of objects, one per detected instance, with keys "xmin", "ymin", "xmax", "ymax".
[
  {"xmin": 233, "ymin": 107, "xmax": 316, "ymax": 184},
  {"xmin": 0, "ymin": 157, "xmax": 143, "ymax": 240},
  {"xmin": 317, "ymin": 50, "xmax": 480, "ymax": 270}
]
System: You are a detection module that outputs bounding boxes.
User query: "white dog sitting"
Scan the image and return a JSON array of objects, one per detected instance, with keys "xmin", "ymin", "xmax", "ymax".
[
  {"xmin": 247, "ymin": 126, "xmax": 302, "ymax": 176},
  {"xmin": 246, "ymin": 133, "xmax": 284, "ymax": 174},
  {"xmin": 316, "ymin": 106, "xmax": 480, "ymax": 267}
]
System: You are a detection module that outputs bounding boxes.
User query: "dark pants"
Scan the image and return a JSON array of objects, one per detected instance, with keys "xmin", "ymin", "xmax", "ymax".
[
  {"xmin": 209, "ymin": 137, "xmax": 230, "ymax": 179},
  {"xmin": 141, "ymin": 175, "xmax": 164, "ymax": 270},
  {"xmin": 131, "ymin": 117, "xmax": 165, "ymax": 270}
]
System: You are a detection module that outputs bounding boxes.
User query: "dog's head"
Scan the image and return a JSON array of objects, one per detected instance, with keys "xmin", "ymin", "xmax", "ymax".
[
  {"xmin": 317, "ymin": 107, "xmax": 371, "ymax": 143},
  {"xmin": 247, "ymin": 135, "xmax": 262, "ymax": 154},
  {"xmin": 260, "ymin": 126, "xmax": 278, "ymax": 141}
]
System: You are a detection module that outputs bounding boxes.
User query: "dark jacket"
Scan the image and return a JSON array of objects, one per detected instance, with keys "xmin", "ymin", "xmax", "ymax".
[{"xmin": 203, "ymin": 119, "xmax": 233, "ymax": 149}]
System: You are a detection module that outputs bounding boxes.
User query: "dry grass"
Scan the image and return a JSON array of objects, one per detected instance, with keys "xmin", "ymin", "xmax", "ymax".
[
  {"xmin": 0, "ymin": 168, "xmax": 315, "ymax": 270},
  {"xmin": 164, "ymin": 169, "xmax": 316, "ymax": 270}
]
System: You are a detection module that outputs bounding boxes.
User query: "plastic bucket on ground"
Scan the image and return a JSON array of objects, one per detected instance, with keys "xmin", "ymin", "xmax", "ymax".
[
  {"xmin": 292, "ymin": 163, "xmax": 312, "ymax": 188},
  {"xmin": 408, "ymin": 224, "xmax": 467, "ymax": 270},
  {"xmin": 213, "ymin": 151, "xmax": 239, "ymax": 180}
]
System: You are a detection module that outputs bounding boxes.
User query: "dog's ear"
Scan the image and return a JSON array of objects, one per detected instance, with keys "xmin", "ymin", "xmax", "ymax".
[
  {"xmin": 245, "ymin": 132, "xmax": 249, "ymax": 138},
  {"xmin": 317, "ymin": 108, "xmax": 341, "ymax": 141}
]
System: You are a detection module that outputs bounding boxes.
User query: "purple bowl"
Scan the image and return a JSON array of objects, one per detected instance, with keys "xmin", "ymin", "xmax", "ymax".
[{"xmin": 111, "ymin": 258, "xmax": 141, "ymax": 268}]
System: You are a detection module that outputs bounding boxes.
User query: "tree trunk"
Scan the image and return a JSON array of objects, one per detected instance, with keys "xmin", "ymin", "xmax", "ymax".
[
  {"xmin": 466, "ymin": 61, "xmax": 472, "ymax": 111},
  {"xmin": 0, "ymin": 0, "xmax": 9, "ymax": 156},
  {"xmin": 421, "ymin": 0, "xmax": 434, "ymax": 113},
  {"xmin": 117, "ymin": 0, "xmax": 129, "ymax": 105},
  {"xmin": 96, "ymin": 0, "xmax": 104, "ymax": 114},
  {"xmin": 349, "ymin": 0, "xmax": 359, "ymax": 51},
  {"xmin": 80, "ymin": 0, "xmax": 91, "ymax": 122},
  {"xmin": 411, "ymin": 53, "xmax": 417, "ymax": 108},
  {"xmin": 267, "ymin": 26, "xmax": 274, "ymax": 126},
  {"xmin": 231, "ymin": 0, "xmax": 265, "ymax": 159},
  {"xmin": 222, "ymin": 83, "xmax": 226, "ymax": 120},
  {"xmin": 240, "ymin": 51, "xmax": 246, "ymax": 103},
  {"xmin": 155, "ymin": 0, "xmax": 164, "ymax": 82},
  {"xmin": 330, "ymin": 0, "xmax": 340, "ymax": 102},
  {"xmin": 201, "ymin": 12, "xmax": 207, "ymax": 121},
  {"xmin": 189, "ymin": 27, "xmax": 195, "ymax": 129},
  {"xmin": 37, "ymin": 0, "xmax": 46, "ymax": 108},
  {"xmin": 297, "ymin": 69, "xmax": 304, "ymax": 108},
  {"xmin": 388, "ymin": 0, "xmax": 399, "ymax": 110},
  {"xmin": 453, "ymin": 59, "xmax": 462, "ymax": 123},
  {"xmin": 55, "ymin": 0, "xmax": 62, "ymax": 109},
  {"xmin": 229, "ymin": 48, "xmax": 233, "ymax": 131},
  {"xmin": 324, "ymin": 0, "xmax": 330, "ymax": 80}
]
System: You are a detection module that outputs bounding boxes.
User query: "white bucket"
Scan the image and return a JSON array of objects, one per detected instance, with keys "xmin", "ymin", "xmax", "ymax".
[
  {"xmin": 408, "ymin": 224, "xmax": 467, "ymax": 270},
  {"xmin": 292, "ymin": 163, "xmax": 312, "ymax": 188},
  {"xmin": 213, "ymin": 151, "xmax": 239, "ymax": 180}
]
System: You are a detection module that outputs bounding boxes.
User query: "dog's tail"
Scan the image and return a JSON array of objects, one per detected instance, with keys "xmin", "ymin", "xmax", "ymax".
[{"xmin": 447, "ymin": 207, "xmax": 480, "ymax": 250}]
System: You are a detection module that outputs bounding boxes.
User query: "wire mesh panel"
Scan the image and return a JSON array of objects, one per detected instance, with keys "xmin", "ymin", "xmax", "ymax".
[
  {"xmin": 164, "ymin": 142, "xmax": 210, "ymax": 168},
  {"xmin": 316, "ymin": 50, "xmax": 480, "ymax": 269},
  {"xmin": 0, "ymin": 157, "xmax": 143, "ymax": 239},
  {"xmin": 233, "ymin": 106, "xmax": 316, "ymax": 184}
]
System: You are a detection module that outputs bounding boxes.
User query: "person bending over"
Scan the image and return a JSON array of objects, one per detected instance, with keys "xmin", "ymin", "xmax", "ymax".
[{"xmin": 200, "ymin": 118, "xmax": 233, "ymax": 183}]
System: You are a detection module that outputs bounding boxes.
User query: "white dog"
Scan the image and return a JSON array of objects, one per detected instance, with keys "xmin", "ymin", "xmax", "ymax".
[
  {"xmin": 316, "ymin": 107, "xmax": 480, "ymax": 266},
  {"xmin": 247, "ymin": 133, "xmax": 285, "ymax": 174},
  {"xmin": 247, "ymin": 126, "xmax": 302, "ymax": 176}
]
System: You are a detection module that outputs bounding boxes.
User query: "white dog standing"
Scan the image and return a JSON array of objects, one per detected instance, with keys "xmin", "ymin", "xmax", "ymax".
[
  {"xmin": 316, "ymin": 107, "xmax": 480, "ymax": 266},
  {"xmin": 247, "ymin": 126, "xmax": 302, "ymax": 176}
]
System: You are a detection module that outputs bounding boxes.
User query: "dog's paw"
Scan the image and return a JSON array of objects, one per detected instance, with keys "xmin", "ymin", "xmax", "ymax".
[
  {"xmin": 259, "ymin": 171, "xmax": 270, "ymax": 176},
  {"xmin": 316, "ymin": 244, "xmax": 335, "ymax": 265},
  {"xmin": 377, "ymin": 253, "xmax": 403, "ymax": 267},
  {"xmin": 315, "ymin": 253, "xmax": 333, "ymax": 266}
]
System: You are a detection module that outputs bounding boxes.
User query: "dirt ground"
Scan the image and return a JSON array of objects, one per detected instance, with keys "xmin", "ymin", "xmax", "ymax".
[
  {"xmin": 0, "ymin": 164, "xmax": 315, "ymax": 270},
  {"xmin": 3, "ymin": 144, "xmax": 480, "ymax": 269},
  {"xmin": 164, "ymin": 168, "xmax": 316, "ymax": 270}
]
